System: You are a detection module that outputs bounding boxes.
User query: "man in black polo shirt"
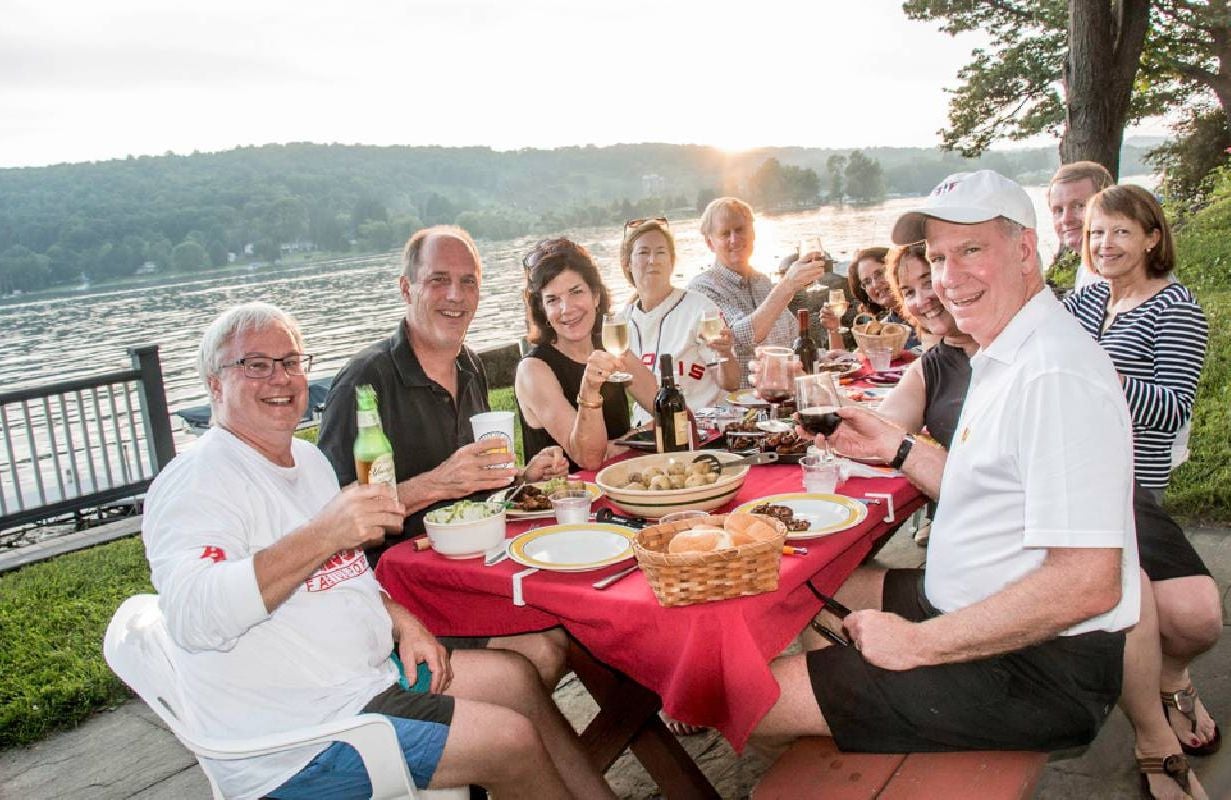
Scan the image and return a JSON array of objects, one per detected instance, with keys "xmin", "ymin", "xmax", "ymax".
[{"xmin": 319, "ymin": 225, "xmax": 568, "ymax": 685}]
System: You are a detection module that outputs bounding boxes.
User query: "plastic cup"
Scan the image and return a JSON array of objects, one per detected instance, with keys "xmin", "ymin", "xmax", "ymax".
[
  {"xmin": 470, "ymin": 411, "xmax": 515, "ymax": 468},
  {"xmin": 866, "ymin": 346, "xmax": 892, "ymax": 373},
  {"xmin": 550, "ymin": 489, "xmax": 592, "ymax": 525},
  {"xmin": 800, "ymin": 455, "xmax": 840, "ymax": 495}
]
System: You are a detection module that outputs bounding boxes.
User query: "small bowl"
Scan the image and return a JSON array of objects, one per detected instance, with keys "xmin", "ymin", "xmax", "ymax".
[{"xmin": 423, "ymin": 506, "xmax": 507, "ymax": 559}]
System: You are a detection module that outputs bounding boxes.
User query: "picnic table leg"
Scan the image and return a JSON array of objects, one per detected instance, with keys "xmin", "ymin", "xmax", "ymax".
[{"xmin": 566, "ymin": 638, "xmax": 721, "ymax": 799}]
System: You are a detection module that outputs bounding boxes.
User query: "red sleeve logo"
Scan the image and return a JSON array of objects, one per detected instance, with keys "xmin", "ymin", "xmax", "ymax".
[{"xmin": 200, "ymin": 546, "xmax": 227, "ymax": 563}]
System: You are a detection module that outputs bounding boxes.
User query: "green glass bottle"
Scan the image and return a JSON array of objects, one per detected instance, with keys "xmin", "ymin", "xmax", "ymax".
[{"xmin": 353, "ymin": 385, "xmax": 397, "ymax": 496}]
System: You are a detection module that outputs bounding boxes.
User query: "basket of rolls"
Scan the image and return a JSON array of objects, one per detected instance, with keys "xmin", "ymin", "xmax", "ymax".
[
  {"xmin": 851, "ymin": 313, "xmax": 910, "ymax": 358},
  {"xmin": 633, "ymin": 512, "xmax": 788, "ymax": 606}
]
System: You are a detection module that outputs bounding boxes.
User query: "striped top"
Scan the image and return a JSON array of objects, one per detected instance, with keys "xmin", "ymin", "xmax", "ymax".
[
  {"xmin": 687, "ymin": 263, "xmax": 795, "ymax": 387},
  {"xmin": 1063, "ymin": 281, "xmax": 1207, "ymax": 489}
]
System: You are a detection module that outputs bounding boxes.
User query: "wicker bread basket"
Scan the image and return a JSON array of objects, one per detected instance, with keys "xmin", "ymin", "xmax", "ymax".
[
  {"xmin": 851, "ymin": 313, "xmax": 910, "ymax": 357},
  {"xmin": 633, "ymin": 514, "xmax": 788, "ymax": 607}
]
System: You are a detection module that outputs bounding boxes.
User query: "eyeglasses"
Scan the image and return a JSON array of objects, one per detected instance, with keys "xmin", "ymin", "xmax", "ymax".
[
  {"xmin": 623, "ymin": 216, "xmax": 669, "ymax": 235},
  {"xmin": 222, "ymin": 354, "xmax": 314, "ymax": 379},
  {"xmin": 806, "ymin": 581, "xmax": 852, "ymax": 648}
]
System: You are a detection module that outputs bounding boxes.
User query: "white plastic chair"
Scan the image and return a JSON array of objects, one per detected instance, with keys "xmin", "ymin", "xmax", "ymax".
[{"xmin": 103, "ymin": 594, "xmax": 466, "ymax": 800}]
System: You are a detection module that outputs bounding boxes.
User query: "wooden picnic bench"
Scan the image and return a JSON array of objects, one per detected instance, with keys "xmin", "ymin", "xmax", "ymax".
[{"xmin": 752, "ymin": 736, "xmax": 1047, "ymax": 799}]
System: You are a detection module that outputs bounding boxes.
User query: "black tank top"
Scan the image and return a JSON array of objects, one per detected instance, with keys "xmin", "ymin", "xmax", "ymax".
[
  {"xmin": 518, "ymin": 343, "xmax": 630, "ymax": 472},
  {"xmin": 920, "ymin": 341, "xmax": 972, "ymax": 450}
]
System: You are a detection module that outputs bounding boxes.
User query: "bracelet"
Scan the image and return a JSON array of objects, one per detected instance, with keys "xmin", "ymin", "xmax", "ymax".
[
  {"xmin": 576, "ymin": 393, "xmax": 603, "ymax": 409},
  {"xmin": 889, "ymin": 433, "xmax": 916, "ymax": 470}
]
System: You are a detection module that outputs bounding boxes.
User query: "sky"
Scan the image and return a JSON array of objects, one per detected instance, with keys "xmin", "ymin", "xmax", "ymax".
[{"xmin": 1, "ymin": 0, "xmax": 1171, "ymax": 169}]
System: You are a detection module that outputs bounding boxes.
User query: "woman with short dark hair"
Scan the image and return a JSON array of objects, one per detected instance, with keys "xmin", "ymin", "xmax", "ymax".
[{"xmin": 515, "ymin": 238, "xmax": 655, "ymax": 471}]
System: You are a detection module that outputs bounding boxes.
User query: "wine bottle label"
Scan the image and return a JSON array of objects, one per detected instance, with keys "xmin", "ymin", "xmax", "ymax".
[
  {"xmin": 357, "ymin": 410, "xmax": 380, "ymax": 428},
  {"xmin": 367, "ymin": 453, "xmax": 397, "ymax": 492},
  {"xmin": 655, "ymin": 425, "xmax": 664, "ymax": 452},
  {"xmin": 673, "ymin": 411, "xmax": 688, "ymax": 446}
]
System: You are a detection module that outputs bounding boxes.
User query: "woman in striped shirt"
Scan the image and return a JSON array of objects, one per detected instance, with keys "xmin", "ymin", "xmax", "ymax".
[
  {"xmin": 1063, "ymin": 184, "xmax": 1208, "ymax": 495},
  {"xmin": 1064, "ymin": 185, "xmax": 1222, "ymax": 790}
]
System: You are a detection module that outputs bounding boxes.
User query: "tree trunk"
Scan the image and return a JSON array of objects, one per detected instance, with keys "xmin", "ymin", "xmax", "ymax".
[{"xmin": 1059, "ymin": 0, "xmax": 1152, "ymax": 179}]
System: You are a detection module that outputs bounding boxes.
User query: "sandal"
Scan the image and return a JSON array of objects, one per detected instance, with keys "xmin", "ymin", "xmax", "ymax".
[
  {"xmin": 1162, "ymin": 684, "xmax": 1222, "ymax": 756},
  {"xmin": 1137, "ymin": 754, "xmax": 1192, "ymax": 799},
  {"xmin": 659, "ymin": 711, "xmax": 705, "ymax": 737}
]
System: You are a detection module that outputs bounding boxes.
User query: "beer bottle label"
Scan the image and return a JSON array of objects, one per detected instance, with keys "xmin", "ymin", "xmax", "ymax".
[
  {"xmin": 357, "ymin": 410, "xmax": 380, "ymax": 428},
  {"xmin": 368, "ymin": 453, "xmax": 397, "ymax": 494}
]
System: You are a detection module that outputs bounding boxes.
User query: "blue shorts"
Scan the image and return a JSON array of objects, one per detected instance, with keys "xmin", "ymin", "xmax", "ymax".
[{"xmin": 267, "ymin": 680, "xmax": 455, "ymax": 798}]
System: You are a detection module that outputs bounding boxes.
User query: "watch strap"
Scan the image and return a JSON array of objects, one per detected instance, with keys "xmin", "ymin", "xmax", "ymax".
[{"xmin": 889, "ymin": 433, "xmax": 916, "ymax": 470}]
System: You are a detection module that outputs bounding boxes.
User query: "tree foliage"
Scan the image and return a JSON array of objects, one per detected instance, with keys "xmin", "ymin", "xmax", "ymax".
[
  {"xmin": 905, "ymin": 0, "xmax": 1229, "ymax": 175},
  {"xmin": 746, "ymin": 158, "xmax": 821, "ymax": 209},
  {"xmin": 844, "ymin": 151, "xmax": 887, "ymax": 203}
]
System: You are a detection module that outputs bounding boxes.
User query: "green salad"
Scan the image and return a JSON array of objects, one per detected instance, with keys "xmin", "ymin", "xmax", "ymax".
[{"xmin": 425, "ymin": 499, "xmax": 501, "ymax": 524}]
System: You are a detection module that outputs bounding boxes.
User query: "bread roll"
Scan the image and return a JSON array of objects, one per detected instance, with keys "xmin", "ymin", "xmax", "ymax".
[
  {"xmin": 667, "ymin": 526, "xmax": 733, "ymax": 553},
  {"xmin": 724, "ymin": 512, "xmax": 781, "ymax": 546}
]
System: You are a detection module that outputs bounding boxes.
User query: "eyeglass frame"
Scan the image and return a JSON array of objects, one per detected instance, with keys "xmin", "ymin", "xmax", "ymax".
[{"xmin": 221, "ymin": 354, "xmax": 315, "ymax": 379}]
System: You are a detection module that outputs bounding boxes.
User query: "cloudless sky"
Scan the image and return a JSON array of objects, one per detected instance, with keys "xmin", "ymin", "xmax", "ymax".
[{"xmin": 1, "ymin": 0, "xmax": 1169, "ymax": 169}]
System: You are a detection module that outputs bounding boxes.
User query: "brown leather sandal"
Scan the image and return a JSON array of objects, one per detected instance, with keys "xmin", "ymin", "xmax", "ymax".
[
  {"xmin": 1137, "ymin": 754, "xmax": 1192, "ymax": 799},
  {"xmin": 1162, "ymin": 684, "xmax": 1222, "ymax": 756}
]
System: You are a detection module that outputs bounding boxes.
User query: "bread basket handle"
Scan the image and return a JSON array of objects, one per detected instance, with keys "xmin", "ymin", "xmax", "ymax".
[{"xmin": 852, "ymin": 312, "xmax": 876, "ymax": 328}]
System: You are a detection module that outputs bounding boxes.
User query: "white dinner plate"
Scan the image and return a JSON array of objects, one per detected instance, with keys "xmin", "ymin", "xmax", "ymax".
[
  {"xmin": 507, "ymin": 523, "xmax": 636, "ymax": 571},
  {"xmin": 504, "ymin": 482, "xmax": 604, "ymax": 520},
  {"xmin": 734, "ymin": 493, "xmax": 868, "ymax": 540}
]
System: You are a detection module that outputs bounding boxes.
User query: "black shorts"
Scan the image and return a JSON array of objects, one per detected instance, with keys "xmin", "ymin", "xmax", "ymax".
[
  {"xmin": 1134, "ymin": 483, "xmax": 1210, "ymax": 582},
  {"xmin": 361, "ymin": 683, "xmax": 455, "ymax": 725},
  {"xmin": 438, "ymin": 636, "xmax": 493, "ymax": 650},
  {"xmin": 807, "ymin": 569, "xmax": 1125, "ymax": 753}
]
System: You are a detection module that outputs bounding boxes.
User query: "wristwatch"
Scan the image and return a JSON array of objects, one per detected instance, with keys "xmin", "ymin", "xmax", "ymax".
[{"xmin": 889, "ymin": 433, "xmax": 916, "ymax": 470}]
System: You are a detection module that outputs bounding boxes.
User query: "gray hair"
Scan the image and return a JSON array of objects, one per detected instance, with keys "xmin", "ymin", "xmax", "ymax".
[{"xmin": 197, "ymin": 302, "xmax": 305, "ymax": 391}]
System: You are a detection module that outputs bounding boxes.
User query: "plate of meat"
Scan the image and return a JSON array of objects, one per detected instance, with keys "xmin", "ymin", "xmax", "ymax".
[
  {"xmin": 500, "ymin": 479, "xmax": 603, "ymax": 520},
  {"xmin": 734, "ymin": 494, "xmax": 868, "ymax": 539}
]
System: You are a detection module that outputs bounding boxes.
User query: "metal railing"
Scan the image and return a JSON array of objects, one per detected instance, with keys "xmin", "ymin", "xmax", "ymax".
[{"xmin": 0, "ymin": 345, "xmax": 175, "ymax": 531}]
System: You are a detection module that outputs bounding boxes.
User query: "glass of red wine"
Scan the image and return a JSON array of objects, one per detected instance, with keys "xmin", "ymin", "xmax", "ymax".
[
  {"xmin": 756, "ymin": 347, "xmax": 795, "ymax": 433},
  {"xmin": 794, "ymin": 372, "xmax": 844, "ymax": 458}
]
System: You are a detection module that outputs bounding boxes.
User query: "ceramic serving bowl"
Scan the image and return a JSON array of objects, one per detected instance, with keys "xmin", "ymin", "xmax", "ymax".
[
  {"xmin": 423, "ymin": 506, "xmax": 507, "ymax": 559},
  {"xmin": 595, "ymin": 450, "xmax": 750, "ymax": 519}
]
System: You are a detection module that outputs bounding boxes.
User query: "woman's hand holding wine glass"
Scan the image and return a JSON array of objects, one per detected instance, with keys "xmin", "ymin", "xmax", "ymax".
[
  {"xmin": 697, "ymin": 309, "xmax": 731, "ymax": 365},
  {"xmin": 600, "ymin": 312, "xmax": 633, "ymax": 382}
]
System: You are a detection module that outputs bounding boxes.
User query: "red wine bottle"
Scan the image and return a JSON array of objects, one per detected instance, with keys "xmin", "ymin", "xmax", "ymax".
[
  {"xmin": 654, "ymin": 354, "xmax": 690, "ymax": 453},
  {"xmin": 793, "ymin": 309, "xmax": 818, "ymax": 374}
]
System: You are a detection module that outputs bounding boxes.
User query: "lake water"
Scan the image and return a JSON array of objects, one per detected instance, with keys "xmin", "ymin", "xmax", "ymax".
[{"xmin": 1, "ymin": 188, "xmax": 1062, "ymax": 420}]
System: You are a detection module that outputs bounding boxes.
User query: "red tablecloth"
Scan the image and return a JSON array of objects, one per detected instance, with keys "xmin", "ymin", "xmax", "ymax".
[{"xmin": 376, "ymin": 463, "xmax": 925, "ymax": 752}]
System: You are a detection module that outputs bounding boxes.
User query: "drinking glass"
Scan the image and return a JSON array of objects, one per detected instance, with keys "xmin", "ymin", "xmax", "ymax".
[
  {"xmin": 800, "ymin": 453, "xmax": 841, "ymax": 494},
  {"xmin": 601, "ymin": 313, "xmax": 633, "ymax": 382},
  {"xmin": 756, "ymin": 347, "xmax": 794, "ymax": 432},
  {"xmin": 827, "ymin": 289, "xmax": 849, "ymax": 334},
  {"xmin": 696, "ymin": 309, "xmax": 727, "ymax": 365},
  {"xmin": 794, "ymin": 372, "xmax": 844, "ymax": 458},
  {"xmin": 798, "ymin": 237, "xmax": 826, "ymax": 294}
]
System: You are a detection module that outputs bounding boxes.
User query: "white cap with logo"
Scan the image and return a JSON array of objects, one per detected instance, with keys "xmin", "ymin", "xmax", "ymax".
[{"xmin": 891, "ymin": 169, "xmax": 1036, "ymax": 245}]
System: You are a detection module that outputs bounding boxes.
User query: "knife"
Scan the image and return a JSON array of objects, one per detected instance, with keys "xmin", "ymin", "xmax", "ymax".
[{"xmin": 592, "ymin": 564, "xmax": 639, "ymax": 590}]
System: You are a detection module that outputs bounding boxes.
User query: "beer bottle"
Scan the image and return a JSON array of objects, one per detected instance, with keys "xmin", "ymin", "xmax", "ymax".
[
  {"xmin": 353, "ymin": 385, "xmax": 397, "ymax": 497},
  {"xmin": 654, "ymin": 354, "xmax": 690, "ymax": 453},
  {"xmin": 793, "ymin": 309, "xmax": 818, "ymax": 375}
]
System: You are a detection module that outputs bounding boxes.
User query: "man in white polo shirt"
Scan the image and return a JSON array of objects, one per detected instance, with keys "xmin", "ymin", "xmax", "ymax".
[{"xmin": 753, "ymin": 170, "xmax": 1139, "ymax": 756}]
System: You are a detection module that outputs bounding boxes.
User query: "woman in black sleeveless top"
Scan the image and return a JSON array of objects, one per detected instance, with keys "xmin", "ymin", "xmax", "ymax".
[{"xmin": 514, "ymin": 238, "xmax": 656, "ymax": 472}]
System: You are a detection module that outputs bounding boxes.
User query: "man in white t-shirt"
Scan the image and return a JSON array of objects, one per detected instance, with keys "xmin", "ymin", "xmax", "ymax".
[
  {"xmin": 142, "ymin": 302, "xmax": 615, "ymax": 800},
  {"xmin": 753, "ymin": 171, "xmax": 1139, "ymax": 756}
]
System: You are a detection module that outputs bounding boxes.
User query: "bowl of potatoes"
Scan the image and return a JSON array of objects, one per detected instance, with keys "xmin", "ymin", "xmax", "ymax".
[{"xmin": 595, "ymin": 450, "xmax": 751, "ymax": 519}]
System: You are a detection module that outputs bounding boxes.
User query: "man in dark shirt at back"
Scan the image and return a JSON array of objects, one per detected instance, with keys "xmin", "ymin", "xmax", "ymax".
[{"xmin": 318, "ymin": 224, "xmax": 567, "ymax": 686}]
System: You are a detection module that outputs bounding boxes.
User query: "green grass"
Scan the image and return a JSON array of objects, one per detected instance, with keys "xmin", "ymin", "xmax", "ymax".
[{"xmin": 0, "ymin": 537, "xmax": 152, "ymax": 748}]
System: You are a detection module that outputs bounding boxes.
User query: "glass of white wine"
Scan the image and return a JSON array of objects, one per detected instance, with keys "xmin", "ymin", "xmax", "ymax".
[
  {"xmin": 798, "ymin": 237, "xmax": 826, "ymax": 294},
  {"xmin": 601, "ymin": 312, "xmax": 633, "ymax": 382},
  {"xmin": 827, "ymin": 288, "xmax": 849, "ymax": 334},
  {"xmin": 697, "ymin": 309, "xmax": 727, "ymax": 365}
]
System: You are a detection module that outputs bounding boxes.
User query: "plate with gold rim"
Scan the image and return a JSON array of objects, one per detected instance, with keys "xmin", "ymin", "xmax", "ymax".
[
  {"xmin": 734, "ymin": 493, "xmax": 867, "ymax": 540},
  {"xmin": 507, "ymin": 523, "xmax": 636, "ymax": 571},
  {"xmin": 503, "ymin": 481, "xmax": 603, "ymax": 520}
]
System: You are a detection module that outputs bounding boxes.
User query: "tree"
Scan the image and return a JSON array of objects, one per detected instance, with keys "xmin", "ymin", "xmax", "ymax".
[
  {"xmin": 826, "ymin": 154, "xmax": 847, "ymax": 203},
  {"xmin": 171, "ymin": 239, "xmax": 210, "ymax": 272},
  {"xmin": 1147, "ymin": 106, "xmax": 1231, "ymax": 207},
  {"xmin": 904, "ymin": 0, "xmax": 1153, "ymax": 176},
  {"xmin": 844, "ymin": 151, "xmax": 887, "ymax": 203}
]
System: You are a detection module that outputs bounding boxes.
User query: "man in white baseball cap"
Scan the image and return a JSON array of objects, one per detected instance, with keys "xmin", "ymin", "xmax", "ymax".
[{"xmin": 754, "ymin": 170, "xmax": 1143, "ymax": 767}]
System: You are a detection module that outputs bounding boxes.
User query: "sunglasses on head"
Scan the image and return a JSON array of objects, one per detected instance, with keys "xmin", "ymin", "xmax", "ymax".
[
  {"xmin": 806, "ymin": 580, "xmax": 852, "ymax": 647},
  {"xmin": 623, "ymin": 216, "xmax": 669, "ymax": 235}
]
